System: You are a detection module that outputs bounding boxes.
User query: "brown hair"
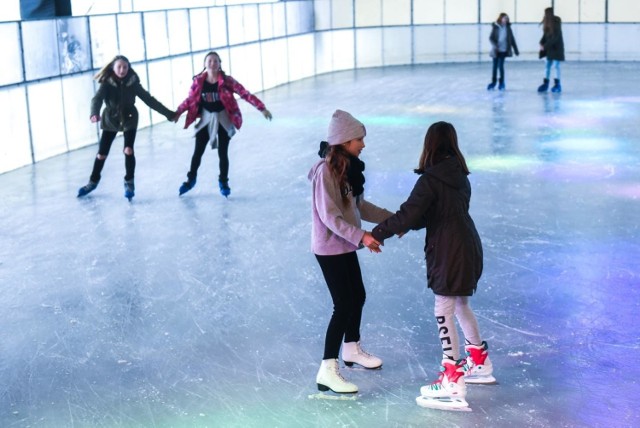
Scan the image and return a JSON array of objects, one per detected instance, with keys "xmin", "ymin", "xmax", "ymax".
[
  {"xmin": 416, "ymin": 121, "xmax": 470, "ymax": 175},
  {"xmin": 542, "ymin": 7, "xmax": 556, "ymax": 36},
  {"xmin": 325, "ymin": 144, "xmax": 351, "ymax": 203},
  {"xmin": 94, "ymin": 55, "xmax": 131, "ymax": 83},
  {"xmin": 496, "ymin": 13, "xmax": 509, "ymax": 24}
]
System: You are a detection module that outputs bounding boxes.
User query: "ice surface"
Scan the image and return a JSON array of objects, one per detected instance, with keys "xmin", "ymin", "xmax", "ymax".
[{"xmin": 0, "ymin": 62, "xmax": 639, "ymax": 427}]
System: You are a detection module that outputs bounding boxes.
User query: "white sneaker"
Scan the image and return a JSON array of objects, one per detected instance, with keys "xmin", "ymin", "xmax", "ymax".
[
  {"xmin": 342, "ymin": 341, "xmax": 382, "ymax": 369},
  {"xmin": 316, "ymin": 359, "xmax": 358, "ymax": 393}
]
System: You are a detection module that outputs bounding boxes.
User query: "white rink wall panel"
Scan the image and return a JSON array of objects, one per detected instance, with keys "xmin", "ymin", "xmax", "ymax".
[
  {"xmin": 28, "ymin": 80, "xmax": 67, "ymax": 162},
  {"xmin": 188, "ymin": 8, "xmax": 211, "ymax": 53},
  {"xmin": 0, "ymin": 87, "xmax": 30, "ymax": 173},
  {"xmin": 167, "ymin": 9, "xmax": 191, "ymax": 56},
  {"xmin": 229, "ymin": 43, "xmax": 264, "ymax": 93},
  {"xmin": 62, "ymin": 73, "xmax": 99, "ymax": 151},
  {"xmin": 261, "ymin": 38, "xmax": 290, "ymax": 90},
  {"xmin": 383, "ymin": 27, "xmax": 412, "ymax": 66},
  {"xmin": 287, "ymin": 35, "xmax": 315, "ymax": 82},
  {"xmin": 382, "ymin": 0, "xmax": 411, "ymax": 26},
  {"xmin": 147, "ymin": 60, "xmax": 175, "ymax": 124},
  {"xmin": 356, "ymin": 28, "xmax": 383, "ymax": 68}
]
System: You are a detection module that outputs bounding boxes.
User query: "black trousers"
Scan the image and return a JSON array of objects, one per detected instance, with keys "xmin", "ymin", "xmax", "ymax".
[
  {"xmin": 89, "ymin": 129, "xmax": 137, "ymax": 182},
  {"xmin": 187, "ymin": 126, "xmax": 231, "ymax": 182},
  {"xmin": 315, "ymin": 251, "xmax": 366, "ymax": 360}
]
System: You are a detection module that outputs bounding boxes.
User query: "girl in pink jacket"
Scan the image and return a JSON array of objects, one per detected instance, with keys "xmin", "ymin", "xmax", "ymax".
[{"xmin": 174, "ymin": 51, "xmax": 272, "ymax": 197}]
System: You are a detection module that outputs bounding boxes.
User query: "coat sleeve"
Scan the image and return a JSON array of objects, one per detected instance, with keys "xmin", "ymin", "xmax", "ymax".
[
  {"xmin": 314, "ymin": 166, "xmax": 365, "ymax": 247},
  {"xmin": 135, "ymin": 83, "xmax": 175, "ymax": 120},
  {"xmin": 175, "ymin": 77, "xmax": 200, "ymax": 117},
  {"xmin": 228, "ymin": 76, "xmax": 266, "ymax": 111},
  {"xmin": 372, "ymin": 175, "xmax": 435, "ymax": 242},
  {"xmin": 509, "ymin": 27, "xmax": 519, "ymax": 55},
  {"xmin": 358, "ymin": 197, "xmax": 393, "ymax": 224},
  {"xmin": 90, "ymin": 83, "xmax": 107, "ymax": 117}
]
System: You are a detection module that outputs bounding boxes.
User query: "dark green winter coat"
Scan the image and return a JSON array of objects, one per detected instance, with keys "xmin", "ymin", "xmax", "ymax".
[
  {"xmin": 540, "ymin": 16, "xmax": 565, "ymax": 61},
  {"xmin": 90, "ymin": 71, "xmax": 174, "ymax": 132},
  {"xmin": 372, "ymin": 157, "xmax": 483, "ymax": 296}
]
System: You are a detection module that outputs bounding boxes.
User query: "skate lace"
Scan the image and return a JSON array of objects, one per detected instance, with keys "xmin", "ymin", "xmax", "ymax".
[{"xmin": 356, "ymin": 343, "xmax": 374, "ymax": 359}]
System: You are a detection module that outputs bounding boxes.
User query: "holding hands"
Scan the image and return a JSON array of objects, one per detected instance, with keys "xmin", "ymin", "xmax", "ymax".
[{"xmin": 362, "ymin": 231, "xmax": 382, "ymax": 253}]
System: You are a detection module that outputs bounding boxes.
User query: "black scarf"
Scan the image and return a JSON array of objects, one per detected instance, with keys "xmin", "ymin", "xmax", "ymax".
[
  {"xmin": 347, "ymin": 155, "xmax": 365, "ymax": 197},
  {"xmin": 318, "ymin": 141, "xmax": 365, "ymax": 197}
]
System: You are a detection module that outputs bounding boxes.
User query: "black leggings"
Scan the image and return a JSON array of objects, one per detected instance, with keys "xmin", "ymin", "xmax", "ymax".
[
  {"xmin": 315, "ymin": 252, "xmax": 366, "ymax": 360},
  {"xmin": 187, "ymin": 126, "xmax": 231, "ymax": 182},
  {"xmin": 89, "ymin": 129, "xmax": 137, "ymax": 182}
]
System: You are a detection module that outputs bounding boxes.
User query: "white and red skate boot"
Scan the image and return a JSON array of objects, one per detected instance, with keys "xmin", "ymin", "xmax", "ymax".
[
  {"xmin": 464, "ymin": 341, "xmax": 496, "ymax": 384},
  {"xmin": 416, "ymin": 358, "xmax": 470, "ymax": 411}
]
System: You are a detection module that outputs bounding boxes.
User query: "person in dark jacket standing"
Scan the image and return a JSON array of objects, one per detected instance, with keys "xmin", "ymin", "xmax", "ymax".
[
  {"xmin": 537, "ymin": 7, "xmax": 565, "ymax": 93},
  {"xmin": 173, "ymin": 51, "xmax": 272, "ymax": 197},
  {"xmin": 487, "ymin": 12, "xmax": 519, "ymax": 91},
  {"xmin": 371, "ymin": 122, "xmax": 494, "ymax": 411},
  {"xmin": 77, "ymin": 55, "xmax": 175, "ymax": 200}
]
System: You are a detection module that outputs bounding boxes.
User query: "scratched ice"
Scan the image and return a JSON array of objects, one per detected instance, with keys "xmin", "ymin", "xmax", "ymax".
[{"xmin": 1, "ymin": 62, "xmax": 639, "ymax": 427}]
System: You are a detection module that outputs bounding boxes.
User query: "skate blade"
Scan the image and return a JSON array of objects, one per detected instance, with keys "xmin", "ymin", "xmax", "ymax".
[
  {"xmin": 415, "ymin": 395, "xmax": 471, "ymax": 412},
  {"xmin": 465, "ymin": 375, "xmax": 497, "ymax": 385},
  {"xmin": 308, "ymin": 392, "xmax": 357, "ymax": 401}
]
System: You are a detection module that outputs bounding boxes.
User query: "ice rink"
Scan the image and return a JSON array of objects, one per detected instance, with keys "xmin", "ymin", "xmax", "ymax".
[{"xmin": 1, "ymin": 61, "xmax": 639, "ymax": 427}]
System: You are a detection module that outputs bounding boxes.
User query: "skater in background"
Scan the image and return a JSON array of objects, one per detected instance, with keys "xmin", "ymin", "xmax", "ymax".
[
  {"xmin": 486, "ymin": 12, "xmax": 519, "ymax": 91},
  {"xmin": 173, "ymin": 51, "xmax": 272, "ymax": 197},
  {"xmin": 537, "ymin": 7, "xmax": 565, "ymax": 93},
  {"xmin": 309, "ymin": 110, "xmax": 393, "ymax": 394},
  {"xmin": 77, "ymin": 55, "xmax": 175, "ymax": 200},
  {"xmin": 371, "ymin": 121, "xmax": 494, "ymax": 411}
]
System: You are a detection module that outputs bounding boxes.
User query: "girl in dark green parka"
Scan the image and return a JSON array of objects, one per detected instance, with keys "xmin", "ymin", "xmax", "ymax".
[{"xmin": 77, "ymin": 55, "xmax": 174, "ymax": 200}]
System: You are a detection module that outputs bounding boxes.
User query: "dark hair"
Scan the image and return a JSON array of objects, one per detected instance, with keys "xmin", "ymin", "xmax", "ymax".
[
  {"xmin": 541, "ymin": 7, "xmax": 557, "ymax": 35},
  {"xmin": 325, "ymin": 144, "xmax": 351, "ymax": 204},
  {"xmin": 94, "ymin": 55, "xmax": 132, "ymax": 83},
  {"xmin": 416, "ymin": 121, "xmax": 470, "ymax": 175},
  {"xmin": 496, "ymin": 13, "xmax": 509, "ymax": 24}
]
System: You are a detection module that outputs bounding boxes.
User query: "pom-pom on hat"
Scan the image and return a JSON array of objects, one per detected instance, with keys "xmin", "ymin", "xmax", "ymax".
[{"xmin": 327, "ymin": 109, "xmax": 366, "ymax": 145}]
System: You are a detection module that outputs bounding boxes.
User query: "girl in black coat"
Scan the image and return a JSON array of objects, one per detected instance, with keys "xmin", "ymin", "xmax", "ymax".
[
  {"xmin": 77, "ymin": 55, "xmax": 175, "ymax": 200},
  {"xmin": 487, "ymin": 12, "xmax": 519, "ymax": 91},
  {"xmin": 372, "ymin": 122, "xmax": 494, "ymax": 410},
  {"xmin": 537, "ymin": 7, "xmax": 565, "ymax": 93}
]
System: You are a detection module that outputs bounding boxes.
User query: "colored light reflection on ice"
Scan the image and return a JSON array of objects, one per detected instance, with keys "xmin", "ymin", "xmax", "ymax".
[
  {"xmin": 605, "ymin": 183, "xmax": 640, "ymax": 199},
  {"xmin": 538, "ymin": 137, "xmax": 619, "ymax": 153},
  {"xmin": 536, "ymin": 161, "xmax": 616, "ymax": 181},
  {"xmin": 467, "ymin": 155, "xmax": 540, "ymax": 171}
]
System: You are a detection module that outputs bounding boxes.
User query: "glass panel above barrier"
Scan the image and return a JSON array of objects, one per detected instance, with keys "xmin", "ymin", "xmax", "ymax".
[
  {"xmin": 57, "ymin": 17, "xmax": 92, "ymax": 74},
  {"xmin": 167, "ymin": 9, "xmax": 191, "ymax": 55},
  {"xmin": 117, "ymin": 13, "xmax": 145, "ymax": 62},
  {"xmin": 22, "ymin": 20, "xmax": 60, "ymax": 80},
  {"xmin": 144, "ymin": 11, "xmax": 169, "ymax": 59},
  {"xmin": 189, "ymin": 8, "xmax": 211, "ymax": 52},
  {"xmin": 90, "ymin": 15, "xmax": 118, "ymax": 69},
  {"xmin": 383, "ymin": 0, "xmax": 411, "ymax": 26}
]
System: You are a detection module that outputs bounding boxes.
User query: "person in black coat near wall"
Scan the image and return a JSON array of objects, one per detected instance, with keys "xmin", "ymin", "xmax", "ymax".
[
  {"xmin": 371, "ymin": 122, "xmax": 495, "ymax": 411},
  {"xmin": 487, "ymin": 12, "xmax": 519, "ymax": 91},
  {"xmin": 537, "ymin": 7, "xmax": 565, "ymax": 93}
]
